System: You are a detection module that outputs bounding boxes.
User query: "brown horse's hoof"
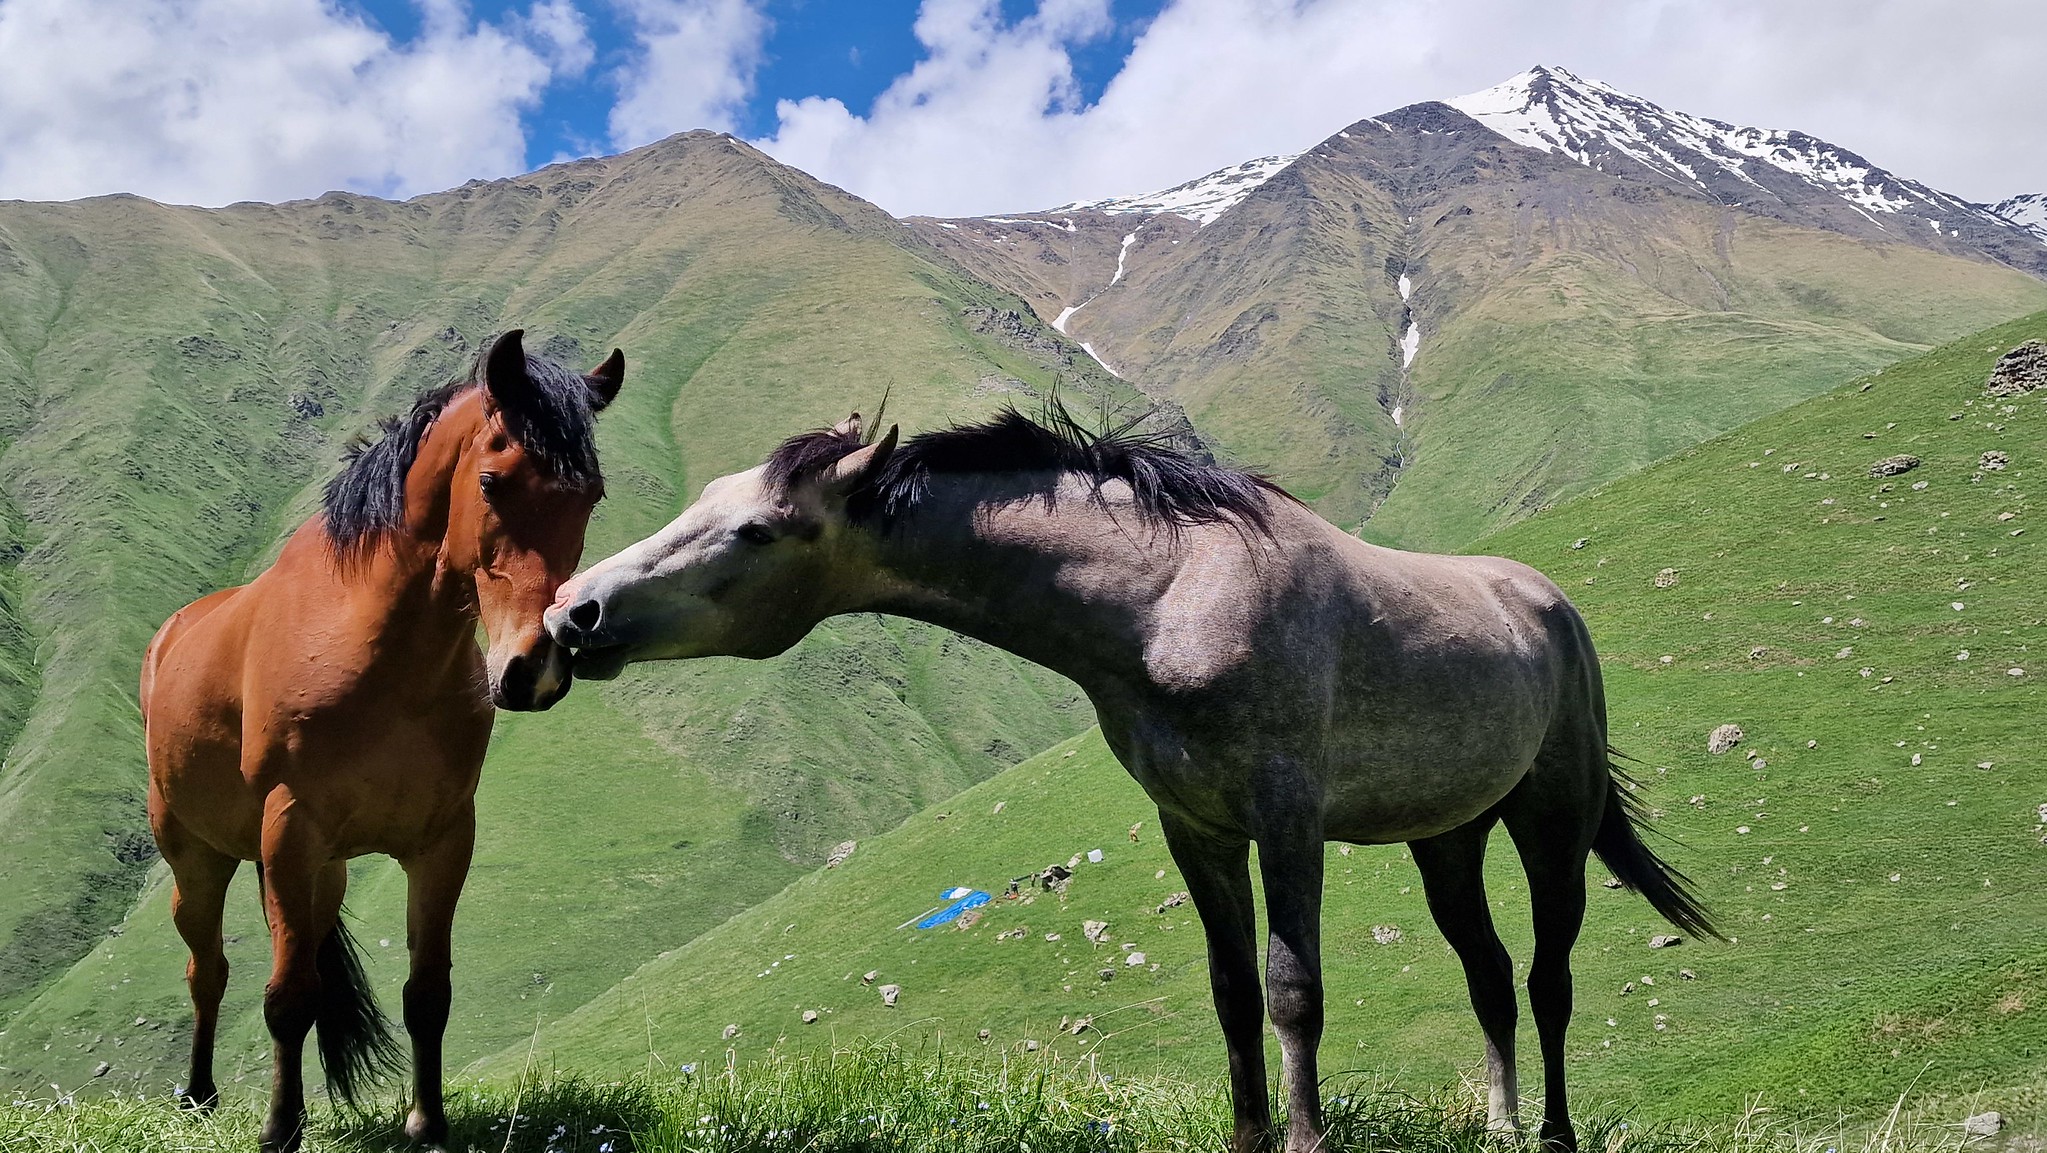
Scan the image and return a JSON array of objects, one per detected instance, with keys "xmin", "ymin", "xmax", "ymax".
[
  {"xmin": 258, "ymin": 1112, "xmax": 305, "ymax": 1153},
  {"xmin": 174, "ymin": 1084, "xmax": 219, "ymax": 1112},
  {"xmin": 1539, "ymin": 1120, "xmax": 1580, "ymax": 1152},
  {"xmin": 406, "ymin": 1106, "xmax": 450, "ymax": 1149}
]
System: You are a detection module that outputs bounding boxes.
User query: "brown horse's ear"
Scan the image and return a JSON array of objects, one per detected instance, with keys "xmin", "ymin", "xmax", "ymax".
[
  {"xmin": 820, "ymin": 423, "xmax": 898, "ymax": 497},
  {"xmin": 585, "ymin": 349, "xmax": 625, "ymax": 412},
  {"xmin": 481, "ymin": 329, "xmax": 529, "ymax": 413},
  {"xmin": 832, "ymin": 411, "xmax": 862, "ymax": 439}
]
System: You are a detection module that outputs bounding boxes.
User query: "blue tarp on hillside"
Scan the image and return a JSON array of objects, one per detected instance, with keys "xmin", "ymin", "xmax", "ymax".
[{"xmin": 909, "ymin": 886, "xmax": 992, "ymax": 929}]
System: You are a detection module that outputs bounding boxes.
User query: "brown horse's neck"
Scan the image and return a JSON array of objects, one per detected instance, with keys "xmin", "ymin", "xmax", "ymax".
[
  {"xmin": 325, "ymin": 394, "xmax": 485, "ymax": 659},
  {"xmin": 859, "ymin": 473, "xmax": 1186, "ymax": 691}
]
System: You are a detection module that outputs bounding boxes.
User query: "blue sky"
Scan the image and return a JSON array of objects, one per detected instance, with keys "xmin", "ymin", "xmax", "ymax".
[
  {"xmin": 350, "ymin": 0, "xmax": 1168, "ymax": 169},
  {"xmin": 0, "ymin": 0, "xmax": 2038, "ymax": 216}
]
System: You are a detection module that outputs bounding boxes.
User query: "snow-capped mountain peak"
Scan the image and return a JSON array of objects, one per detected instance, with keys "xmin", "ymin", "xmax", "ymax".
[
  {"xmin": 1993, "ymin": 193, "xmax": 2047, "ymax": 241},
  {"xmin": 1057, "ymin": 154, "xmax": 1300, "ymax": 226},
  {"xmin": 1446, "ymin": 65, "xmax": 1995, "ymax": 231}
]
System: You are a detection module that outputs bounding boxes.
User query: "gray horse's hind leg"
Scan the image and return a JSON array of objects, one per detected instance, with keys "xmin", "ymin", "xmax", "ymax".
[
  {"xmin": 1159, "ymin": 810, "xmax": 1271, "ymax": 1153},
  {"xmin": 1410, "ymin": 822, "xmax": 1520, "ymax": 1135},
  {"xmin": 1502, "ymin": 763, "xmax": 1602, "ymax": 1150}
]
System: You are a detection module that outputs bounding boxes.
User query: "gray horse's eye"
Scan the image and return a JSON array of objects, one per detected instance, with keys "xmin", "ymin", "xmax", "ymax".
[{"xmin": 735, "ymin": 523, "xmax": 775, "ymax": 546}]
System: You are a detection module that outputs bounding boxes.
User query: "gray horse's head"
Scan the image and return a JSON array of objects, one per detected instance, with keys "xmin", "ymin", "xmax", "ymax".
[{"xmin": 546, "ymin": 414, "xmax": 897, "ymax": 676}]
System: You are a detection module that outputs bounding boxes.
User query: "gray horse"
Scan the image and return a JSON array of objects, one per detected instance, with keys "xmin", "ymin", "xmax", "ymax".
[{"xmin": 547, "ymin": 408, "xmax": 1714, "ymax": 1152}]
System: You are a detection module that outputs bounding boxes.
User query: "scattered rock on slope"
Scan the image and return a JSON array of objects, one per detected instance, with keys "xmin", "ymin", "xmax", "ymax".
[
  {"xmin": 1707, "ymin": 724, "xmax": 1745, "ymax": 754},
  {"xmin": 1963, "ymin": 1111, "xmax": 2003, "ymax": 1137},
  {"xmin": 826, "ymin": 840, "xmax": 857, "ymax": 868},
  {"xmin": 1985, "ymin": 340, "xmax": 2047, "ymax": 397},
  {"xmin": 1980, "ymin": 451, "xmax": 2009, "ymax": 471},
  {"xmin": 1648, "ymin": 934, "xmax": 1682, "ymax": 949},
  {"xmin": 879, "ymin": 984, "xmax": 901, "ymax": 1007},
  {"xmin": 1870, "ymin": 454, "xmax": 1921, "ymax": 478}
]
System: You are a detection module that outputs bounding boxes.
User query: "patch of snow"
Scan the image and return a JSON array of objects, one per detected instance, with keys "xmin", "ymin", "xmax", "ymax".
[
  {"xmin": 1397, "ymin": 274, "xmax": 1412, "ymax": 301},
  {"xmin": 1992, "ymin": 193, "xmax": 2047, "ymax": 241},
  {"xmin": 1052, "ymin": 305, "xmax": 1080, "ymax": 334},
  {"xmin": 1391, "ymin": 405, "xmax": 1404, "ymax": 427},
  {"xmin": 1111, "ymin": 231, "xmax": 1139, "ymax": 285},
  {"xmin": 1078, "ymin": 341, "xmax": 1121, "ymax": 379},
  {"xmin": 1058, "ymin": 154, "xmax": 1300, "ymax": 226},
  {"xmin": 1401, "ymin": 322, "xmax": 1421, "ymax": 369},
  {"xmin": 1447, "ymin": 66, "xmax": 1996, "ymax": 225}
]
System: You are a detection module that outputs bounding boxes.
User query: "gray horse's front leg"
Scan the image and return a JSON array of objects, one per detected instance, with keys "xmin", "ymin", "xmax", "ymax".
[
  {"xmin": 1159, "ymin": 810, "xmax": 1271, "ymax": 1152},
  {"xmin": 1257, "ymin": 826, "xmax": 1327, "ymax": 1153}
]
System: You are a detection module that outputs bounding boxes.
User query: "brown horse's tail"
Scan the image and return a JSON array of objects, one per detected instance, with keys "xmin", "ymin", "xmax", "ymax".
[
  {"xmin": 314, "ymin": 913, "xmax": 403, "ymax": 1108},
  {"xmin": 1593, "ymin": 755, "xmax": 1723, "ymax": 941}
]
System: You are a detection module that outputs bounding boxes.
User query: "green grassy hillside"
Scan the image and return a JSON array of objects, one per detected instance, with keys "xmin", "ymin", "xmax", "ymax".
[
  {"xmin": 487, "ymin": 313, "xmax": 2046, "ymax": 1121},
  {"xmin": 0, "ymin": 132, "xmax": 1126, "ymax": 1088},
  {"xmin": 1, "ymin": 1045, "xmax": 2019, "ymax": 1153}
]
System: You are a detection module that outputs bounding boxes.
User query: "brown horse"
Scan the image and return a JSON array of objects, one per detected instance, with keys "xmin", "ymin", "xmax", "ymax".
[
  {"xmin": 140, "ymin": 331, "xmax": 622, "ymax": 1152},
  {"xmin": 548, "ymin": 407, "xmax": 1715, "ymax": 1153}
]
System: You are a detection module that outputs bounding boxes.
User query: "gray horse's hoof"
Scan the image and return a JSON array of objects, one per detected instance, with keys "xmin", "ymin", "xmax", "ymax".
[{"xmin": 174, "ymin": 1084, "xmax": 219, "ymax": 1112}]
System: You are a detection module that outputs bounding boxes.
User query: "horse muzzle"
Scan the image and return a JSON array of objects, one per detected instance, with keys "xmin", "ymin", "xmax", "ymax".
[{"xmin": 490, "ymin": 642, "xmax": 573, "ymax": 711}]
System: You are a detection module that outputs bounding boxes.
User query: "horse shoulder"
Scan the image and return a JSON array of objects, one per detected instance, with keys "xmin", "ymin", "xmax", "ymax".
[{"xmin": 1140, "ymin": 525, "xmax": 1292, "ymax": 693}]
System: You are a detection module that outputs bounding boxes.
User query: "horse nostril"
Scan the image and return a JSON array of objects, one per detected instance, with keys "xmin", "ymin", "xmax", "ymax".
[{"xmin": 567, "ymin": 598, "xmax": 601, "ymax": 633}]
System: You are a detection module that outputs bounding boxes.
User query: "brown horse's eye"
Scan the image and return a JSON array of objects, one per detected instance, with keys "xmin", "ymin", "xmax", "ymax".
[
  {"xmin": 736, "ymin": 523, "xmax": 774, "ymax": 546},
  {"xmin": 479, "ymin": 472, "xmax": 501, "ymax": 498}
]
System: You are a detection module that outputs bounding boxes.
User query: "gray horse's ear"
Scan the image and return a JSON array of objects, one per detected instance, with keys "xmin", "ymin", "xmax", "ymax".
[
  {"xmin": 481, "ymin": 329, "xmax": 529, "ymax": 412},
  {"xmin": 585, "ymin": 349, "xmax": 625, "ymax": 411},
  {"xmin": 820, "ymin": 423, "xmax": 898, "ymax": 496},
  {"xmin": 832, "ymin": 411, "xmax": 863, "ymax": 439}
]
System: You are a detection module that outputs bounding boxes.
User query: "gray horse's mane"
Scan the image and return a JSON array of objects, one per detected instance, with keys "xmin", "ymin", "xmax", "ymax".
[{"xmin": 765, "ymin": 402, "xmax": 1294, "ymax": 534}]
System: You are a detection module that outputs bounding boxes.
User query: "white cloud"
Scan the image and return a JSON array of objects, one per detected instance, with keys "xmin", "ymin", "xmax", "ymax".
[
  {"xmin": 754, "ymin": 0, "xmax": 2047, "ymax": 217},
  {"xmin": 607, "ymin": 0, "xmax": 771, "ymax": 148},
  {"xmin": 0, "ymin": 0, "xmax": 590, "ymax": 206}
]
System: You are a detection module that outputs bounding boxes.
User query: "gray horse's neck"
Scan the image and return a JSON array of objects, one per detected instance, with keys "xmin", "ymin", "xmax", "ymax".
[{"xmin": 857, "ymin": 474, "xmax": 1188, "ymax": 693}]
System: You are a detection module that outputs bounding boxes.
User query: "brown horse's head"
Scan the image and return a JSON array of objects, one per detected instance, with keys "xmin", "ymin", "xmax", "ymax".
[{"xmin": 326, "ymin": 330, "xmax": 624, "ymax": 711}]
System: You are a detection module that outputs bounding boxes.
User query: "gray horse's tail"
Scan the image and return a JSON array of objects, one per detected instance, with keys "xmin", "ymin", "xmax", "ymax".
[
  {"xmin": 314, "ymin": 915, "xmax": 403, "ymax": 1108},
  {"xmin": 1593, "ymin": 756, "xmax": 1722, "ymax": 941}
]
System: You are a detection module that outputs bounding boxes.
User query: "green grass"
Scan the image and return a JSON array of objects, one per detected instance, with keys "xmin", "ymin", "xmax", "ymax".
[
  {"xmin": 477, "ymin": 312, "xmax": 2047, "ymax": 1120},
  {"xmin": 0, "ymin": 1044, "xmax": 2025, "ymax": 1152}
]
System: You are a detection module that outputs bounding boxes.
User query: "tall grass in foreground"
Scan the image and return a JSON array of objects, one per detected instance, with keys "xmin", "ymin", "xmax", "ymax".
[{"xmin": 0, "ymin": 1045, "xmax": 2000, "ymax": 1152}]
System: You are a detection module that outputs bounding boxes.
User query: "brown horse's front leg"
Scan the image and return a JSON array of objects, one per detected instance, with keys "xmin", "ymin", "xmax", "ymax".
[
  {"xmin": 401, "ymin": 814, "xmax": 475, "ymax": 1149},
  {"xmin": 256, "ymin": 807, "xmax": 335, "ymax": 1153},
  {"xmin": 1159, "ymin": 810, "xmax": 1271, "ymax": 1152}
]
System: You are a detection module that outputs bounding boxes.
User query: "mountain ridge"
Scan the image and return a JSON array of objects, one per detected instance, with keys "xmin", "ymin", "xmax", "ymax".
[{"xmin": 907, "ymin": 66, "xmax": 2047, "ymax": 545}]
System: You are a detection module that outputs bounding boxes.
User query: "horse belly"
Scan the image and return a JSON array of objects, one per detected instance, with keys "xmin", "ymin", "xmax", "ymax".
[
  {"xmin": 1319, "ymin": 669, "xmax": 1553, "ymax": 844},
  {"xmin": 1320, "ymin": 752, "xmax": 1531, "ymax": 844}
]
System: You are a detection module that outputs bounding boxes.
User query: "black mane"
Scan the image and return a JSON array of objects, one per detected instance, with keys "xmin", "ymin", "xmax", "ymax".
[
  {"xmin": 764, "ymin": 403, "xmax": 1293, "ymax": 534},
  {"xmin": 322, "ymin": 343, "xmax": 602, "ymax": 559}
]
